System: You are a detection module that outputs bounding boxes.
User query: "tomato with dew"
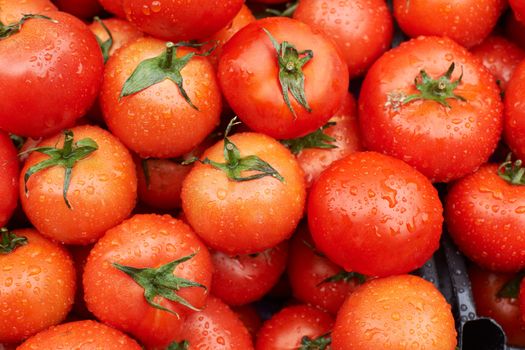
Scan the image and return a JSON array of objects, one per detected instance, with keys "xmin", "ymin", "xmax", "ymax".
[{"xmin": 0, "ymin": 133, "xmax": 18, "ymax": 227}]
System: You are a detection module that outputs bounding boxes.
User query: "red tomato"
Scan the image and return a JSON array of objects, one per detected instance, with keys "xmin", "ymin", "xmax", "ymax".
[
  {"xmin": 211, "ymin": 242, "xmax": 288, "ymax": 306},
  {"xmin": 445, "ymin": 164, "xmax": 525, "ymax": 272},
  {"xmin": 0, "ymin": 133, "xmax": 18, "ymax": 227},
  {"xmin": 469, "ymin": 265, "xmax": 525, "ymax": 347},
  {"xmin": 17, "ymin": 320, "xmax": 142, "ymax": 350},
  {"xmin": 471, "ymin": 36, "xmax": 525, "ymax": 91},
  {"xmin": 98, "ymin": 0, "xmax": 125, "ymax": 18},
  {"xmin": 232, "ymin": 305, "xmax": 262, "ymax": 341},
  {"xmin": 506, "ymin": 13, "xmax": 525, "ymax": 49},
  {"xmin": 123, "ymin": 0, "xmax": 243, "ymax": 42},
  {"xmin": 0, "ymin": 11, "xmax": 104, "ymax": 138},
  {"xmin": 53, "ymin": 0, "xmax": 103, "ymax": 19},
  {"xmin": 218, "ymin": 17, "xmax": 349, "ymax": 139},
  {"xmin": 359, "ymin": 36, "xmax": 503, "ymax": 183},
  {"xmin": 88, "ymin": 17, "xmax": 144, "ymax": 59},
  {"xmin": 294, "ymin": 0, "xmax": 393, "ymax": 78},
  {"xmin": 83, "ymin": 214, "xmax": 213, "ymax": 348},
  {"xmin": 393, "ymin": 0, "xmax": 506, "ymax": 48},
  {"xmin": 308, "ymin": 152, "xmax": 443, "ymax": 277},
  {"xmin": 255, "ymin": 305, "xmax": 333, "ymax": 350},
  {"xmin": 0, "ymin": 229, "xmax": 75, "ymax": 344},
  {"xmin": 505, "ymin": 60, "xmax": 525, "ymax": 160},
  {"xmin": 510, "ymin": 0, "xmax": 525, "ymax": 23},
  {"xmin": 0, "ymin": 0, "xmax": 56, "ymax": 24},
  {"xmin": 332, "ymin": 275, "xmax": 457, "ymax": 350}
]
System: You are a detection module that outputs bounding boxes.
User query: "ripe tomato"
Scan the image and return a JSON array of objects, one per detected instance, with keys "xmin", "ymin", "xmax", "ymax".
[
  {"xmin": 288, "ymin": 224, "xmax": 365, "ymax": 315},
  {"xmin": 393, "ymin": 0, "xmax": 506, "ymax": 48},
  {"xmin": 53, "ymin": 0, "xmax": 102, "ymax": 19},
  {"xmin": 445, "ymin": 163, "xmax": 525, "ymax": 272},
  {"xmin": 294, "ymin": 0, "xmax": 393, "ymax": 78},
  {"xmin": 17, "ymin": 320, "xmax": 142, "ymax": 350},
  {"xmin": 99, "ymin": 0, "xmax": 125, "ymax": 18},
  {"xmin": 101, "ymin": 37, "xmax": 222, "ymax": 158},
  {"xmin": 232, "ymin": 304, "xmax": 262, "ymax": 340},
  {"xmin": 0, "ymin": 132, "xmax": 18, "ymax": 227},
  {"xmin": 123, "ymin": 0, "xmax": 243, "ymax": 42},
  {"xmin": 0, "ymin": 11, "xmax": 104, "ymax": 138},
  {"xmin": 510, "ymin": 0, "xmax": 525, "ymax": 23},
  {"xmin": 285, "ymin": 93, "xmax": 362, "ymax": 188},
  {"xmin": 181, "ymin": 131, "xmax": 306, "ymax": 255},
  {"xmin": 469, "ymin": 265, "xmax": 525, "ymax": 347},
  {"xmin": 504, "ymin": 61, "xmax": 525, "ymax": 160},
  {"xmin": 211, "ymin": 242, "xmax": 288, "ymax": 306},
  {"xmin": 308, "ymin": 152, "xmax": 443, "ymax": 277},
  {"xmin": 255, "ymin": 304, "xmax": 333, "ymax": 350},
  {"xmin": 218, "ymin": 17, "xmax": 348, "ymax": 139},
  {"xmin": 0, "ymin": 228, "xmax": 75, "ymax": 344},
  {"xmin": 88, "ymin": 17, "xmax": 144, "ymax": 61},
  {"xmin": 471, "ymin": 36, "xmax": 525, "ymax": 92},
  {"xmin": 83, "ymin": 214, "xmax": 213, "ymax": 348},
  {"xmin": 21, "ymin": 125, "xmax": 137, "ymax": 245},
  {"xmin": 0, "ymin": 0, "xmax": 56, "ymax": 24},
  {"xmin": 359, "ymin": 36, "xmax": 503, "ymax": 183},
  {"xmin": 332, "ymin": 275, "xmax": 457, "ymax": 350}
]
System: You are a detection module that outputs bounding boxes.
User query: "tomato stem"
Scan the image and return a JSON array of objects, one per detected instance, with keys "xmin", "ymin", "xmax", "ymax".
[
  {"xmin": 167, "ymin": 340, "xmax": 190, "ymax": 350},
  {"xmin": 317, "ymin": 270, "xmax": 367, "ymax": 286},
  {"xmin": 163, "ymin": 42, "xmax": 176, "ymax": 69},
  {"xmin": 0, "ymin": 228, "xmax": 27, "ymax": 254},
  {"xmin": 94, "ymin": 17, "xmax": 113, "ymax": 64},
  {"xmin": 0, "ymin": 14, "xmax": 57, "ymax": 40},
  {"xmin": 281, "ymin": 122, "xmax": 338, "ymax": 155},
  {"xmin": 498, "ymin": 153, "xmax": 525, "ymax": 185},
  {"xmin": 299, "ymin": 332, "xmax": 332, "ymax": 350}
]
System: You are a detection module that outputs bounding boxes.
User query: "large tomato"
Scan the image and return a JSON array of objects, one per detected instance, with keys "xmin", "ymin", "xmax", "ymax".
[
  {"xmin": 0, "ymin": 11, "xmax": 104, "ymax": 138},
  {"xmin": 359, "ymin": 36, "xmax": 503, "ymax": 183},
  {"xmin": 504, "ymin": 60, "xmax": 525, "ymax": 160},
  {"xmin": 218, "ymin": 17, "xmax": 348, "ymax": 139},
  {"xmin": 308, "ymin": 152, "xmax": 443, "ymax": 277},
  {"xmin": 0, "ymin": 132, "xmax": 18, "ymax": 227}
]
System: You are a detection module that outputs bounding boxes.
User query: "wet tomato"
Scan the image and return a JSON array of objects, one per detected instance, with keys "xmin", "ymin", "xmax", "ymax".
[
  {"xmin": 0, "ymin": 132, "xmax": 18, "ymax": 227},
  {"xmin": 504, "ymin": 60, "xmax": 525, "ymax": 160}
]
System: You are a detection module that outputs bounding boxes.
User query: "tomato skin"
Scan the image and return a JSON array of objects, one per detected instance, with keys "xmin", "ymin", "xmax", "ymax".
[
  {"xmin": 0, "ymin": 11, "xmax": 104, "ymax": 138},
  {"xmin": 471, "ymin": 36, "xmax": 525, "ymax": 92},
  {"xmin": 510, "ymin": 0, "xmax": 525, "ymax": 23},
  {"xmin": 0, "ymin": 0, "xmax": 56, "ymax": 24},
  {"xmin": 0, "ymin": 229, "xmax": 75, "ymax": 344},
  {"xmin": 181, "ymin": 132, "xmax": 306, "ymax": 255},
  {"xmin": 53, "ymin": 0, "xmax": 103, "ymax": 19},
  {"xmin": 83, "ymin": 214, "xmax": 213, "ymax": 348},
  {"xmin": 308, "ymin": 152, "xmax": 443, "ymax": 277},
  {"xmin": 469, "ymin": 265, "xmax": 525, "ymax": 347},
  {"xmin": 101, "ymin": 37, "xmax": 222, "ymax": 159},
  {"xmin": 211, "ymin": 242, "xmax": 288, "ymax": 306},
  {"xmin": 333, "ymin": 275, "xmax": 456, "ymax": 350},
  {"xmin": 232, "ymin": 304, "xmax": 263, "ymax": 341},
  {"xmin": 393, "ymin": 0, "xmax": 506, "ymax": 48},
  {"xmin": 0, "ymin": 132, "xmax": 18, "ymax": 227},
  {"xmin": 255, "ymin": 305, "xmax": 333, "ymax": 350},
  {"xmin": 21, "ymin": 125, "xmax": 137, "ymax": 245},
  {"xmin": 218, "ymin": 17, "xmax": 349, "ymax": 139},
  {"xmin": 88, "ymin": 18, "xmax": 144, "ymax": 58},
  {"xmin": 504, "ymin": 61, "xmax": 525, "ymax": 160},
  {"xmin": 295, "ymin": 93, "xmax": 362, "ymax": 188},
  {"xmin": 294, "ymin": 0, "xmax": 393, "ymax": 78},
  {"xmin": 506, "ymin": 13, "xmax": 525, "ymax": 50},
  {"xmin": 99, "ymin": 0, "xmax": 125, "ymax": 18},
  {"xmin": 359, "ymin": 36, "xmax": 503, "ymax": 183},
  {"xmin": 17, "ymin": 320, "xmax": 142, "ymax": 350},
  {"xmin": 123, "ymin": 0, "xmax": 243, "ymax": 41},
  {"xmin": 445, "ymin": 164, "xmax": 525, "ymax": 272}
]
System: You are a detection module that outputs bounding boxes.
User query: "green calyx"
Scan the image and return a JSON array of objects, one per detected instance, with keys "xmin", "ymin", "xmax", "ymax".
[
  {"xmin": 0, "ymin": 228, "xmax": 27, "ymax": 254},
  {"xmin": 113, "ymin": 252, "xmax": 207, "ymax": 317},
  {"xmin": 299, "ymin": 333, "xmax": 332, "ymax": 350},
  {"xmin": 265, "ymin": 1, "xmax": 298, "ymax": 17},
  {"xmin": 120, "ymin": 41, "xmax": 214, "ymax": 109},
  {"xmin": 167, "ymin": 340, "xmax": 189, "ymax": 350},
  {"xmin": 282, "ymin": 122, "xmax": 337, "ymax": 155},
  {"xmin": 402, "ymin": 62, "xmax": 466, "ymax": 108},
  {"xmin": 22, "ymin": 130, "xmax": 98, "ymax": 209},
  {"xmin": 498, "ymin": 153, "xmax": 525, "ymax": 185},
  {"xmin": 0, "ymin": 14, "xmax": 57, "ymax": 40},
  {"xmin": 263, "ymin": 28, "xmax": 313, "ymax": 118},
  {"xmin": 186, "ymin": 118, "xmax": 285, "ymax": 183},
  {"xmin": 497, "ymin": 271, "xmax": 525, "ymax": 299},
  {"xmin": 94, "ymin": 17, "xmax": 113, "ymax": 64},
  {"xmin": 317, "ymin": 270, "xmax": 367, "ymax": 286}
]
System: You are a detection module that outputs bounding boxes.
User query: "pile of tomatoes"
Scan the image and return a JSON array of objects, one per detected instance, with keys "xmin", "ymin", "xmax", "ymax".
[{"xmin": 1, "ymin": 0, "xmax": 525, "ymax": 349}]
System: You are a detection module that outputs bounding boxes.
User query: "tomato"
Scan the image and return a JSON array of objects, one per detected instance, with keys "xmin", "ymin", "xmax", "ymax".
[
  {"xmin": 504, "ymin": 60, "xmax": 525, "ymax": 160},
  {"xmin": 99, "ymin": 0, "xmax": 125, "ymax": 18},
  {"xmin": 0, "ymin": 228, "xmax": 75, "ymax": 344},
  {"xmin": 88, "ymin": 17, "xmax": 144, "ymax": 60},
  {"xmin": 359, "ymin": 36, "xmax": 503, "ymax": 183},
  {"xmin": 181, "ymin": 131, "xmax": 306, "ymax": 255},
  {"xmin": 17, "ymin": 320, "xmax": 142, "ymax": 350},
  {"xmin": 308, "ymin": 152, "xmax": 443, "ymax": 277},
  {"xmin": 506, "ymin": 13, "xmax": 525, "ymax": 50},
  {"xmin": 333, "ymin": 275, "xmax": 456, "ymax": 350},
  {"xmin": 445, "ymin": 163, "xmax": 525, "ymax": 272},
  {"xmin": 21, "ymin": 125, "xmax": 137, "ymax": 245},
  {"xmin": 218, "ymin": 17, "xmax": 348, "ymax": 139},
  {"xmin": 510, "ymin": 0, "xmax": 525, "ymax": 23},
  {"xmin": 53, "ymin": 0, "xmax": 102, "ymax": 19},
  {"xmin": 285, "ymin": 93, "xmax": 362, "ymax": 188},
  {"xmin": 469, "ymin": 265, "xmax": 525, "ymax": 347},
  {"xmin": 101, "ymin": 37, "xmax": 222, "ymax": 159},
  {"xmin": 123, "ymin": 0, "xmax": 243, "ymax": 42},
  {"xmin": 211, "ymin": 242, "xmax": 288, "ymax": 306},
  {"xmin": 83, "ymin": 214, "xmax": 213, "ymax": 348},
  {"xmin": 232, "ymin": 304, "xmax": 262, "ymax": 340},
  {"xmin": 0, "ymin": 132, "xmax": 18, "ymax": 227},
  {"xmin": 294, "ymin": 0, "xmax": 393, "ymax": 78},
  {"xmin": 255, "ymin": 304, "xmax": 333, "ymax": 350},
  {"xmin": 471, "ymin": 36, "xmax": 525, "ymax": 92},
  {"xmin": 0, "ymin": 0, "xmax": 56, "ymax": 24},
  {"xmin": 288, "ymin": 224, "xmax": 365, "ymax": 315},
  {"xmin": 0, "ymin": 11, "xmax": 104, "ymax": 138},
  {"xmin": 393, "ymin": 0, "xmax": 506, "ymax": 48}
]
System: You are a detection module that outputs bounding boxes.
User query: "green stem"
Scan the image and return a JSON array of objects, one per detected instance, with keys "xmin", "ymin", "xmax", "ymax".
[
  {"xmin": 163, "ymin": 42, "xmax": 176, "ymax": 69},
  {"xmin": 0, "ymin": 228, "xmax": 28, "ymax": 254},
  {"xmin": 498, "ymin": 153, "xmax": 525, "ymax": 185}
]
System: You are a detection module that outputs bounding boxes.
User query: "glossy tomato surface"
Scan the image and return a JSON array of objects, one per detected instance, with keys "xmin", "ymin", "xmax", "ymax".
[
  {"xmin": 0, "ymin": 132, "xmax": 18, "ymax": 227},
  {"xmin": 0, "ymin": 0, "xmax": 56, "ymax": 24},
  {"xmin": 504, "ymin": 60, "xmax": 525, "ymax": 160}
]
